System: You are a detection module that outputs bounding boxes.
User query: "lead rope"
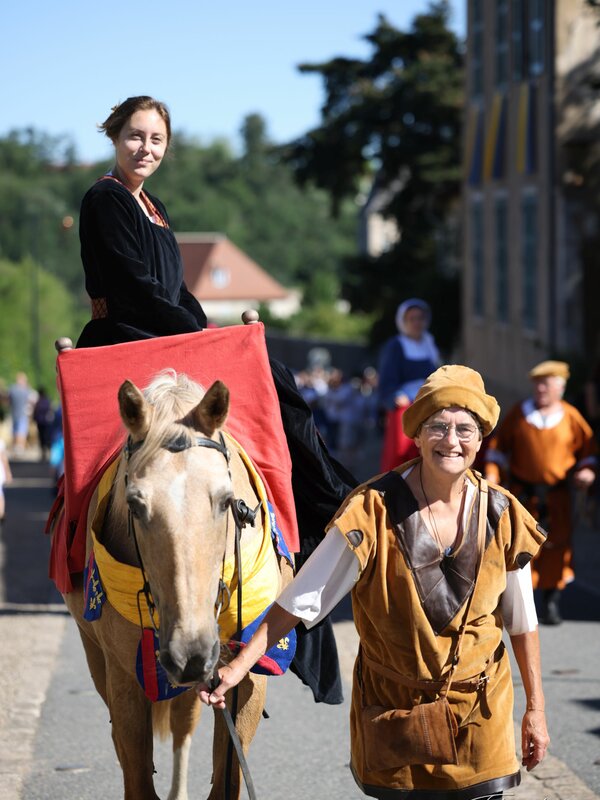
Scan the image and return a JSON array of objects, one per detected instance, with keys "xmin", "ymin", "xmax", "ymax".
[{"xmin": 214, "ymin": 498, "xmax": 260, "ymax": 800}]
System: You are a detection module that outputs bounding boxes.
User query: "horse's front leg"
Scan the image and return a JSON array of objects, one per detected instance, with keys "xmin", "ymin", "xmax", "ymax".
[
  {"xmin": 106, "ymin": 662, "xmax": 161, "ymax": 800},
  {"xmin": 209, "ymin": 672, "xmax": 266, "ymax": 800},
  {"xmin": 166, "ymin": 690, "xmax": 202, "ymax": 800}
]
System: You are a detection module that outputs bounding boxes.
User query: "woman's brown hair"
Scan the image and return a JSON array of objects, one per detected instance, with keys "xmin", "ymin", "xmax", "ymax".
[{"xmin": 99, "ymin": 96, "xmax": 171, "ymax": 145}]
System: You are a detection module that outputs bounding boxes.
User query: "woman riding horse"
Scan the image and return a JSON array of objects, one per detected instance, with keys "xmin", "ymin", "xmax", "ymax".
[{"xmin": 72, "ymin": 94, "xmax": 355, "ymax": 704}]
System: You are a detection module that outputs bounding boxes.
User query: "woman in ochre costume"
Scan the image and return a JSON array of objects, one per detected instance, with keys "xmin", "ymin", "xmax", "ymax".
[{"xmin": 199, "ymin": 365, "xmax": 550, "ymax": 799}]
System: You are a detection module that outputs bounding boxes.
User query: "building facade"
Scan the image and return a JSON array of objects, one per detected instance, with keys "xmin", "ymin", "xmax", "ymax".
[{"xmin": 462, "ymin": 0, "xmax": 600, "ymax": 406}]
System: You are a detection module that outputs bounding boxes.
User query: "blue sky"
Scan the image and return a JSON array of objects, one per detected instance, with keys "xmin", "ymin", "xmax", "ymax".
[{"xmin": 2, "ymin": 1, "xmax": 464, "ymax": 163}]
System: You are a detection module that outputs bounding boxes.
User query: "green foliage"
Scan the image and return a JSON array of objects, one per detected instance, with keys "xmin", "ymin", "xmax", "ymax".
[
  {"xmin": 0, "ymin": 258, "xmax": 87, "ymax": 396},
  {"xmin": 151, "ymin": 121, "xmax": 356, "ymax": 290},
  {"xmin": 280, "ymin": 1, "xmax": 464, "ymax": 349},
  {"xmin": 0, "ymin": 130, "xmax": 97, "ymax": 294}
]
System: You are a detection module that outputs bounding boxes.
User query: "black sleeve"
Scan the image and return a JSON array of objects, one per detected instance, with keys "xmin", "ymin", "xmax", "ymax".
[
  {"xmin": 81, "ymin": 187, "xmax": 205, "ymax": 335},
  {"xmin": 179, "ymin": 283, "xmax": 208, "ymax": 328}
]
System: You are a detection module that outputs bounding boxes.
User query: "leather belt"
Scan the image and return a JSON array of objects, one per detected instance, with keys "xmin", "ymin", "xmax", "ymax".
[
  {"xmin": 91, "ymin": 297, "xmax": 108, "ymax": 319},
  {"xmin": 362, "ymin": 642, "xmax": 504, "ymax": 694}
]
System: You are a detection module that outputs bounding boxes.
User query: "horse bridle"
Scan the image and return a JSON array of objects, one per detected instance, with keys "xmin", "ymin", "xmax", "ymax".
[{"xmin": 124, "ymin": 430, "xmax": 259, "ymax": 800}]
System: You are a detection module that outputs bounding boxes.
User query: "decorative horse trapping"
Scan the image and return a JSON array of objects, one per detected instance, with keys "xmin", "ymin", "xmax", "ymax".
[{"xmin": 82, "ymin": 435, "xmax": 297, "ymax": 702}]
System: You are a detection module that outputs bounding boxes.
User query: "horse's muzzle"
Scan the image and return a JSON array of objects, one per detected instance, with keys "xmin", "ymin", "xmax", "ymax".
[{"xmin": 159, "ymin": 636, "xmax": 220, "ymax": 685}]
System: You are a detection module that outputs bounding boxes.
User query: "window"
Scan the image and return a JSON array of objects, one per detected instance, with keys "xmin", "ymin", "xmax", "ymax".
[
  {"xmin": 521, "ymin": 193, "xmax": 538, "ymax": 330},
  {"xmin": 529, "ymin": 0, "xmax": 545, "ymax": 76},
  {"xmin": 512, "ymin": 0, "xmax": 545, "ymax": 81},
  {"xmin": 511, "ymin": 0, "xmax": 524, "ymax": 81},
  {"xmin": 471, "ymin": 0, "xmax": 484, "ymax": 97},
  {"xmin": 495, "ymin": 1, "xmax": 509, "ymax": 88},
  {"xmin": 210, "ymin": 266, "xmax": 230, "ymax": 289},
  {"xmin": 495, "ymin": 195, "xmax": 509, "ymax": 321},
  {"xmin": 472, "ymin": 198, "xmax": 485, "ymax": 317}
]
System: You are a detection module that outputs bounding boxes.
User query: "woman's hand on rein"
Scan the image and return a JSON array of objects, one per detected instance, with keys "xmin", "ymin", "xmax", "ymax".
[{"xmin": 196, "ymin": 663, "xmax": 246, "ymax": 709}]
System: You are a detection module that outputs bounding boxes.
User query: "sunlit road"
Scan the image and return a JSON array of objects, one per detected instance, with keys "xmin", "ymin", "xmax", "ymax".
[{"xmin": 1, "ymin": 455, "xmax": 599, "ymax": 799}]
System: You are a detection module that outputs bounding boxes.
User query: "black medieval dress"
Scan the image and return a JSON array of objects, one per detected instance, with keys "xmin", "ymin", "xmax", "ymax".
[{"xmin": 76, "ymin": 177, "xmax": 355, "ymax": 703}]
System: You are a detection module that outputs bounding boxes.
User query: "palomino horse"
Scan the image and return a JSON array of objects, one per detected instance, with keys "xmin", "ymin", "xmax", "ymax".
[{"xmin": 62, "ymin": 371, "xmax": 293, "ymax": 800}]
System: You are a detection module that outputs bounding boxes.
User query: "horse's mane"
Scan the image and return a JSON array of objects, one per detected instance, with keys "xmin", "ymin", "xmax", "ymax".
[{"xmin": 110, "ymin": 370, "xmax": 207, "ymax": 521}]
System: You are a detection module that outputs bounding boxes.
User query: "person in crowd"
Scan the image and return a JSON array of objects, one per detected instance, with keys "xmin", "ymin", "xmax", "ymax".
[
  {"xmin": 378, "ymin": 299, "xmax": 440, "ymax": 471},
  {"xmin": 73, "ymin": 95, "xmax": 356, "ymax": 703},
  {"xmin": 322, "ymin": 368, "xmax": 355, "ymax": 455},
  {"xmin": 8, "ymin": 372, "xmax": 32, "ymax": 453},
  {"xmin": 0, "ymin": 438, "xmax": 12, "ymax": 532},
  {"xmin": 484, "ymin": 360, "xmax": 596, "ymax": 625},
  {"xmin": 33, "ymin": 388, "xmax": 54, "ymax": 461},
  {"xmin": 295, "ymin": 366, "xmax": 330, "ymax": 442},
  {"xmin": 199, "ymin": 365, "xmax": 550, "ymax": 799}
]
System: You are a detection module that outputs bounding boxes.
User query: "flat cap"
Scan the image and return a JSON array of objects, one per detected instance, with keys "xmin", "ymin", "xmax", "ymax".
[
  {"xmin": 403, "ymin": 365, "xmax": 500, "ymax": 438},
  {"xmin": 528, "ymin": 360, "xmax": 570, "ymax": 380}
]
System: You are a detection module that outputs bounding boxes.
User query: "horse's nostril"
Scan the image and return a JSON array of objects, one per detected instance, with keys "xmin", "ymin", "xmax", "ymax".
[
  {"xmin": 159, "ymin": 639, "xmax": 219, "ymax": 685},
  {"xmin": 158, "ymin": 650, "xmax": 180, "ymax": 680},
  {"xmin": 180, "ymin": 654, "xmax": 215, "ymax": 685}
]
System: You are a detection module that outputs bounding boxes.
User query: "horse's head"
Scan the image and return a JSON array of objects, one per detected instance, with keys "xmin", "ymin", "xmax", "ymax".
[{"xmin": 116, "ymin": 371, "xmax": 232, "ymax": 685}]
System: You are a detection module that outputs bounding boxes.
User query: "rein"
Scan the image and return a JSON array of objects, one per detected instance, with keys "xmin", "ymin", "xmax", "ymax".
[{"xmin": 124, "ymin": 430, "xmax": 259, "ymax": 800}]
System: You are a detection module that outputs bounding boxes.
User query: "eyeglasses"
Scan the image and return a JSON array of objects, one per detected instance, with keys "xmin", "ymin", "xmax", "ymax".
[{"xmin": 421, "ymin": 422, "xmax": 481, "ymax": 442}]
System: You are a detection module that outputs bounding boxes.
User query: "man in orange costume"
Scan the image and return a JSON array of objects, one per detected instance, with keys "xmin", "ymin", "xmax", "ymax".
[{"xmin": 484, "ymin": 361, "xmax": 596, "ymax": 624}]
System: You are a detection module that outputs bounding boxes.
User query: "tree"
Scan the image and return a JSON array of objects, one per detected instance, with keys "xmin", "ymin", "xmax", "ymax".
[
  {"xmin": 281, "ymin": 1, "xmax": 464, "ymax": 350},
  {"xmin": 0, "ymin": 258, "xmax": 87, "ymax": 395}
]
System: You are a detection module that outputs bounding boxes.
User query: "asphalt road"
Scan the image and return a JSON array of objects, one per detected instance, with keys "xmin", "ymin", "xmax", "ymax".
[{"xmin": 1, "ymin": 455, "xmax": 599, "ymax": 799}]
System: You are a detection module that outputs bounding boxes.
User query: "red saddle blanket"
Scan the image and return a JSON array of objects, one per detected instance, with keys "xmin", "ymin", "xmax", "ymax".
[{"xmin": 47, "ymin": 324, "xmax": 298, "ymax": 593}]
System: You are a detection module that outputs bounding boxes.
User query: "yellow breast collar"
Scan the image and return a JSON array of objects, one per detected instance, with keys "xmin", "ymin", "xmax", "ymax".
[{"xmin": 89, "ymin": 432, "xmax": 281, "ymax": 639}]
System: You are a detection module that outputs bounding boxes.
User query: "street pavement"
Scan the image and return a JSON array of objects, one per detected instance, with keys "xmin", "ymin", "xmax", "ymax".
[{"xmin": 1, "ymin": 453, "xmax": 599, "ymax": 799}]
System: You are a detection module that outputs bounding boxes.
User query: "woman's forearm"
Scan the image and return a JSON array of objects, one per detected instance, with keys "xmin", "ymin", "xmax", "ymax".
[
  {"xmin": 510, "ymin": 629, "xmax": 545, "ymax": 709},
  {"xmin": 230, "ymin": 603, "xmax": 300, "ymax": 674}
]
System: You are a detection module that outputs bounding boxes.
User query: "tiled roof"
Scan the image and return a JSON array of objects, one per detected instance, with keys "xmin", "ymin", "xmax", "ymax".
[{"xmin": 176, "ymin": 233, "xmax": 289, "ymax": 301}]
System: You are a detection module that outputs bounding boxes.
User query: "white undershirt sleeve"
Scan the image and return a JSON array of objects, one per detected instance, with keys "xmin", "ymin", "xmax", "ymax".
[
  {"xmin": 499, "ymin": 562, "xmax": 538, "ymax": 634},
  {"xmin": 276, "ymin": 526, "xmax": 359, "ymax": 629}
]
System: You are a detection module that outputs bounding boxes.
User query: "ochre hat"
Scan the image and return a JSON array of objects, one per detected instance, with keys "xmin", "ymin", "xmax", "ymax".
[
  {"xmin": 528, "ymin": 360, "xmax": 570, "ymax": 381},
  {"xmin": 403, "ymin": 365, "xmax": 500, "ymax": 438}
]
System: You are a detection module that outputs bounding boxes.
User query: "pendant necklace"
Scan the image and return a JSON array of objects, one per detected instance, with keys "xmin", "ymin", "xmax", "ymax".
[{"xmin": 419, "ymin": 465, "xmax": 454, "ymax": 557}]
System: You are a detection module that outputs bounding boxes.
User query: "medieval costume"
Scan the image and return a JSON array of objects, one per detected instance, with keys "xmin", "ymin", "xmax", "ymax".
[
  {"xmin": 378, "ymin": 299, "xmax": 440, "ymax": 471},
  {"xmin": 276, "ymin": 467, "xmax": 544, "ymax": 797},
  {"xmin": 203, "ymin": 366, "xmax": 550, "ymax": 797},
  {"xmin": 485, "ymin": 360, "xmax": 596, "ymax": 624}
]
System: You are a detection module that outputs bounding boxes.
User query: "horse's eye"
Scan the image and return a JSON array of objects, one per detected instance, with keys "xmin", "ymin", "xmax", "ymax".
[
  {"xmin": 126, "ymin": 488, "xmax": 149, "ymax": 524},
  {"xmin": 218, "ymin": 494, "xmax": 233, "ymax": 515}
]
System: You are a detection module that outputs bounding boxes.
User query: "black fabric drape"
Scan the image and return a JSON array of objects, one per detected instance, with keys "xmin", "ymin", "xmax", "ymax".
[{"xmin": 270, "ymin": 359, "xmax": 358, "ymax": 704}]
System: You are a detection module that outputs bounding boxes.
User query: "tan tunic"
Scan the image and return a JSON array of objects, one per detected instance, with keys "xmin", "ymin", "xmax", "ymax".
[{"xmin": 329, "ymin": 466, "xmax": 546, "ymax": 794}]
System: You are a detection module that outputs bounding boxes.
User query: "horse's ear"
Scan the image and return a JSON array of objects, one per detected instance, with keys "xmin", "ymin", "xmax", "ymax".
[
  {"xmin": 118, "ymin": 380, "xmax": 152, "ymax": 439},
  {"xmin": 191, "ymin": 380, "xmax": 230, "ymax": 435}
]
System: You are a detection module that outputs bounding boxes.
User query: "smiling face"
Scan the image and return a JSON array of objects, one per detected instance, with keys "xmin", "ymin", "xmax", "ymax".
[
  {"xmin": 113, "ymin": 109, "xmax": 169, "ymax": 191},
  {"xmin": 414, "ymin": 406, "xmax": 483, "ymax": 477}
]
